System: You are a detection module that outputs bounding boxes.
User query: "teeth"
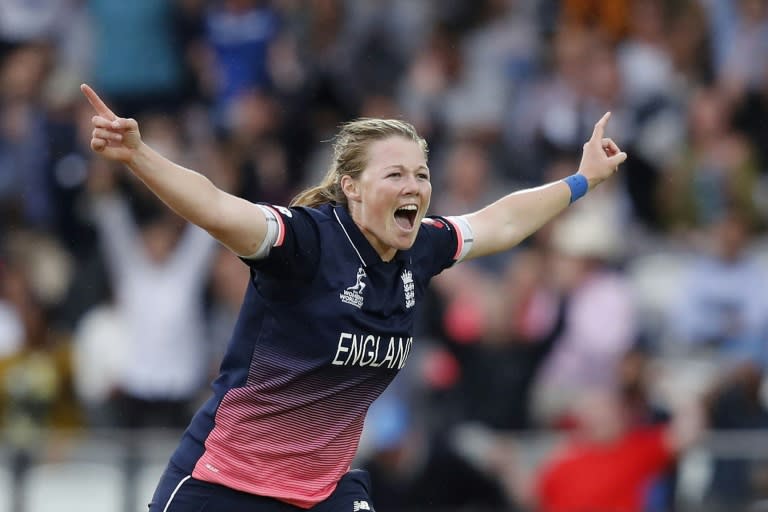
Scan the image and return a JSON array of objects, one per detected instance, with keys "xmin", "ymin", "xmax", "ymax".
[{"xmin": 397, "ymin": 205, "xmax": 418, "ymax": 211}]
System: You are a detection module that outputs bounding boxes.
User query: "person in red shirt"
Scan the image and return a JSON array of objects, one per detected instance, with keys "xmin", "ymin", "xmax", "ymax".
[{"xmin": 535, "ymin": 388, "xmax": 702, "ymax": 512}]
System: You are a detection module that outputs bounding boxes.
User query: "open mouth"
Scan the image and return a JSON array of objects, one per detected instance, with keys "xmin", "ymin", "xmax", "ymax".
[{"xmin": 394, "ymin": 204, "xmax": 418, "ymax": 230}]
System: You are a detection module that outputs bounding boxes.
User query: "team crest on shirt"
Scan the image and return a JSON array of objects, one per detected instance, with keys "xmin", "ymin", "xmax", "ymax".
[
  {"xmin": 353, "ymin": 501, "xmax": 371, "ymax": 511},
  {"xmin": 401, "ymin": 270, "xmax": 415, "ymax": 308},
  {"xmin": 340, "ymin": 266, "xmax": 367, "ymax": 308}
]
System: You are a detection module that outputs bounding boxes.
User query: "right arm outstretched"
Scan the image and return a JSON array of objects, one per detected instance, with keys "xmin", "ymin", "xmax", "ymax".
[{"xmin": 80, "ymin": 83, "xmax": 268, "ymax": 257}]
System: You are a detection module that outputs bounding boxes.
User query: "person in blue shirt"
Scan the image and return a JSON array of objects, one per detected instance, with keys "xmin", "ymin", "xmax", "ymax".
[{"xmin": 80, "ymin": 83, "xmax": 626, "ymax": 512}]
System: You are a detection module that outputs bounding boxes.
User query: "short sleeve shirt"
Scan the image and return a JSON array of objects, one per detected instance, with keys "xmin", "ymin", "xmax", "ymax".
[{"xmin": 170, "ymin": 203, "xmax": 472, "ymax": 508}]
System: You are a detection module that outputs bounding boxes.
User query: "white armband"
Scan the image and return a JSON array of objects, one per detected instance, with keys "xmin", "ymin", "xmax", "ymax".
[
  {"xmin": 445, "ymin": 215, "xmax": 474, "ymax": 262},
  {"xmin": 242, "ymin": 204, "xmax": 280, "ymax": 260}
]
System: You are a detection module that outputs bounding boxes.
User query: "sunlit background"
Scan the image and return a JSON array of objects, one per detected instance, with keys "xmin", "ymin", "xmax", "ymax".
[{"xmin": 2, "ymin": 0, "xmax": 768, "ymax": 511}]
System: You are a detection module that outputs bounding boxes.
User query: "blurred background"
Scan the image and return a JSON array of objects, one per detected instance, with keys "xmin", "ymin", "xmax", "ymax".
[{"xmin": 1, "ymin": 0, "xmax": 768, "ymax": 510}]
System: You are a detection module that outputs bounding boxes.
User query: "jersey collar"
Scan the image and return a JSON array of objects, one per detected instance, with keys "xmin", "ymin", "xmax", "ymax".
[{"xmin": 332, "ymin": 204, "xmax": 411, "ymax": 266}]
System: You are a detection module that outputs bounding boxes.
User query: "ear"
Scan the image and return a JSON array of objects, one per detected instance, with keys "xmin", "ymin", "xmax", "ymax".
[{"xmin": 340, "ymin": 175, "xmax": 361, "ymax": 202}]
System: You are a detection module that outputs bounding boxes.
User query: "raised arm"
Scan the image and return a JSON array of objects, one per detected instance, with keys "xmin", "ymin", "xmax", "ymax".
[
  {"xmin": 463, "ymin": 112, "xmax": 627, "ymax": 260},
  {"xmin": 80, "ymin": 83, "xmax": 267, "ymax": 257}
]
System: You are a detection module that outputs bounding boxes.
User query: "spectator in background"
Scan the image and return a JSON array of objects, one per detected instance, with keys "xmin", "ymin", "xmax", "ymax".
[
  {"xmin": 706, "ymin": 362, "xmax": 768, "ymax": 507},
  {"xmin": 435, "ymin": 0, "xmax": 535, "ymax": 140},
  {"xmin": 85, "ymin": 157, "xmax": 217, "ymax": 429},
  {"xmin": 70, "ymin": 282, "xmax": 126, "ymax": 428},
  {"xmin": 505, "ymin": 23, "xmax": 631, "ymax": 188},
  {"xmin": 269, "ymin": 0, "xmax": 363, "ymax": 186},
  {"xmin": 533, "ymin": 386, "xmax": 703, "ymax": 512},
  {"xmin": 618, "ymin": 348, "xmax": 680, "ymax": 511},
  {"xmin": 669, "ymin": 207, "xmax": 767, "ymax": 364},
  {"xmin": 614, "ymin": 0, "xmax": 688, "ymax": 233},
  {"xmin": 359, "ymin": 396, "xmax": 510, "ymax": 512},
  {"xmin": 506, "ymin": 23, "xmax": 595, "ymax": 179},
  {"xmin": 397, "ymin": 0, "xmax": 537, "ymax": 146},
  {"xmin": 87, "ymin": 0, "xmax": 187, "ymax": 116},
  {"xmin": 457, "ymin": 249, "xmax": 567, "ymax": 431},
  {"xmin": 664, "ymin": 205, "xmax": 768, "ymax": 506},
  {"xmin": 396, "ymin": 22, "xmax": 464, "ymax": 144},
  {"xmin": 0, "ymin": 245, "xmax": 79, "ymax": 510},
  {"xmin": 616, "ymin": 0, "xmax": 677, "ymax": 114},
  {"xmin": 342, "ymin": 0, "xmax": 430, "ymax": 101},
  {"xmin": 532, "ymin": 177, "xmax": 638, "ymax": 426},
  {"xmin": 221, "ymin": 94, "xmax": 296, "ymax": 206},
  {"xmin": 0, "ymin": 261, "xmax": 66, "ymax": 437},
  {"xmin": 703, "ymin": 0, "xmax": 768, "ymax": 102},
  {"xmin": 0, "ymin": 0, "xmax": 71, "ymax": 50},
  {"xmin": 0, "ymin": 44, "xmax": 55, "ymax": 232},
  {"xmin": 203, "ymin": 0, "xmax": 280, "ymax": 129},
  {"xmin": 658, "ymin": 86, "xmax": 760, "ymax": 234},
  {"xmin": 665, "ymin": 0, "xmax": 713, "ymax": 88}
]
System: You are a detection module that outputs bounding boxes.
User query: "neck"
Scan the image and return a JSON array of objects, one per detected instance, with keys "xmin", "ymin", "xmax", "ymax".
[{"xmin": 347, "ymin": 203, "xmax": 397, "ymax": 262}]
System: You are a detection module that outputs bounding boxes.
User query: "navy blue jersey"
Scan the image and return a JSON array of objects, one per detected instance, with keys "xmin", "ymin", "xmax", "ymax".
[{"xmin": 169, "ymin": 203, "xmax": 471, "ymax": 508}]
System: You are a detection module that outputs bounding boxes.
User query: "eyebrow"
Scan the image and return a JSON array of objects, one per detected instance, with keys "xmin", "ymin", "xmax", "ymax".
[{"xmin": 386, "ymin": 164, "xmax": 430, "ymax": 173}]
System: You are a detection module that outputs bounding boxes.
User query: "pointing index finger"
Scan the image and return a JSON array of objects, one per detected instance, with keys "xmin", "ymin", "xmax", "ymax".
[
  {"xmin": 80, "ymin": 83, "xmax": 118, "ymax": 121},
  {"xmin": 591, "ymin": 112, "xmax": 611, "ymax": 141}
]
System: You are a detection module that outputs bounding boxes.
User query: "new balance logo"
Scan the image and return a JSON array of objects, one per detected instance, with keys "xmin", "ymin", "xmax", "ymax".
[{"xmin": 353, "ymin": 500, "xmax": 371, "ymax": 511}]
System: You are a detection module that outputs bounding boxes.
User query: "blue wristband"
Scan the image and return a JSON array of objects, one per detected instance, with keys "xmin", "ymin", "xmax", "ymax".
[{"xmin": 563, "ymin": 174, "xmax": 589, "ymax": 204}]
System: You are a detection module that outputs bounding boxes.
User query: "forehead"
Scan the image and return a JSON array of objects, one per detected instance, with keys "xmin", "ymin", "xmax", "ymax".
[{"xmin": 365, "ymin": 136, "xmax": 426, "ymax": 170}]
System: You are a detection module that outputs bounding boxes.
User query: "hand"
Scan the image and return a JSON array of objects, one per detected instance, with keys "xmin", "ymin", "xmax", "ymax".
[
  {"xmin": 666, "ymin": 398, "xmax": 705, "ymax": 453},
  {"xmin": 80, "ymin": 83, "xmax": 142, "ymax": 164},
  {"xmin": 577, "ymin": 112, "xmax": 627, "ymax": 189}
]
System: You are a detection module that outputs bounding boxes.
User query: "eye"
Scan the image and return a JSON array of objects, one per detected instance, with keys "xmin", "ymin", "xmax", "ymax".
[
  {"xmin": 417, "ymin": 172, "xmax": 430, "ymax": 181},
  {"xmin": 387, "ymin": 171, "xmax": 401, "ymax": 178}
]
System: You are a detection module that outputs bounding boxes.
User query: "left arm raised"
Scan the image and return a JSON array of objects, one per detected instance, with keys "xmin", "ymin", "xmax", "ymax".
[{"xmin": 463, "ymin": 112, "xmax": 627, "ymax": 260}]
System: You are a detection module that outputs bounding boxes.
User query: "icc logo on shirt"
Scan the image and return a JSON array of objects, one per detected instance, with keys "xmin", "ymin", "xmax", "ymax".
[{"xmin": 340, "ymin": 267, "xmax": 367, "ymax": 308}]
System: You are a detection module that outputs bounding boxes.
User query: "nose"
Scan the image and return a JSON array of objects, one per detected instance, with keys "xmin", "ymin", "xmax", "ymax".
[{"xmin": 401, "ymin": 174, "xmax": 420, "ymax": 196}]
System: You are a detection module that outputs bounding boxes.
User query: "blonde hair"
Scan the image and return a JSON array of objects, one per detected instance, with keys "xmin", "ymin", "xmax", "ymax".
[{"xmin": 290, "ymin": 118, "xmax": 428, "ymax": 208}]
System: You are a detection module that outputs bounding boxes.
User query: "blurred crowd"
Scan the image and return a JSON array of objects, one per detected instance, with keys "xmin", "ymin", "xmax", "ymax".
[{"xmin": 2, "ymin": 0, "xmax": 768, "ymax": 510}]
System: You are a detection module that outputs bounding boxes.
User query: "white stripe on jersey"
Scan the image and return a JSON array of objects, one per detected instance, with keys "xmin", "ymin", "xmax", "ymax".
[
  {"xmin": 334, "ymin": 208, "xmax": 367, "ymax": 266},
  {"xmin": 161, "ymin": 475, "xmax": 191, "ymax": 512}
]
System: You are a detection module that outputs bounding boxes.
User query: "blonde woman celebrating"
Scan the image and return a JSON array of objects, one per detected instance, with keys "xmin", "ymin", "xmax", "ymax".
[{"xmin": 81, "ymin": 83, "xmax": 626, "ymax": 512}]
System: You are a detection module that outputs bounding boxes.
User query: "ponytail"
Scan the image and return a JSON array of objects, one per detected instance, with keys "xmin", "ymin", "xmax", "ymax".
[{"xmin": 290, "ymin": 167, "xmax": 344, "ymax": 208}]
